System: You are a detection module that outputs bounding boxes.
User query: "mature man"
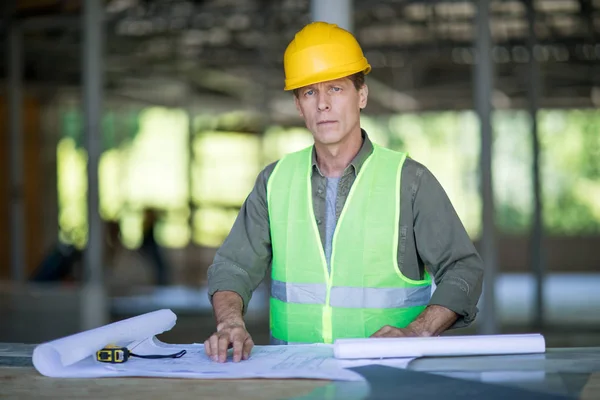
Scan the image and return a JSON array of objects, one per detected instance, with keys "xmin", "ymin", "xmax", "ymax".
[{"xmin": 204, "ymin": 22, "xmax": 484, "ymax": 363}]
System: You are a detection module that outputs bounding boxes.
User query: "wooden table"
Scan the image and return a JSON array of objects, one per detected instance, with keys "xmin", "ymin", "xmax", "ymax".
[{"xmin": 2, "ymin": 343, "xmax": 600, "ymax": 399}]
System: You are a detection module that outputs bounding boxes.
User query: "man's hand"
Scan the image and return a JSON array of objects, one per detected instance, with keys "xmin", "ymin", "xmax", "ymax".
[
  {"xmin": 204, "ymin": 320, "xmax": 254, "ymax": 363},
  {"xmin": 370, "ymin": 305, "xmax": 458, "ymax": 338},
  {"xmin": 370, "ymin": 324, "xmax": 424, "ymax": 338},
  {"xmin": 205, "ymin": 291, "xmax": 253, "ymax": 363}
]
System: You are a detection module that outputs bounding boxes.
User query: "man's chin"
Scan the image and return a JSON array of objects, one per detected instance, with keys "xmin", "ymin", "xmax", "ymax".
[
  {"xmin": 314, "ymin": 137, "xmax": 341, "ymax": 146},
  {"xmin": 312, "ymin": 130, "xmax": 342, "ymax": 145}
]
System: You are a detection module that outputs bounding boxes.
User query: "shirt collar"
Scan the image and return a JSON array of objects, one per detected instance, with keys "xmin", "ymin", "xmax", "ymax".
[{"xmin": 311, "ymin": 129, "xmax": 374, "ymax": 177}]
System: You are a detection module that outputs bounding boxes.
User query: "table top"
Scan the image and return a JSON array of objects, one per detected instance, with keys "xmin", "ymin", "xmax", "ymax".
[{"xmin": 2, "ymin": 343, "xmax": 599, "ymax": 400}]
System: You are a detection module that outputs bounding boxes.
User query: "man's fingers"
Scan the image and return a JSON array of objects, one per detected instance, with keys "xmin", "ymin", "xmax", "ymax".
[
  {"xmin": 217, "ymin": 334, "xmax": 231, "ymax": 362},
  {"xmin": 232, "ymin": 335, "xmax": 244, "ymax": 363},
  {"xmin": 231, "ymin": 328, "xmax": 251, "ymax": 362},
  {"xmin": 208, "ymin": 334, "xmax": 220, "ymax": 361},
  {"xmin": 370, "ymin": 325, "xmax": 392, "ymax": 337},
  {"xmin": 205, "ymin": 326, "xmax": 253, "ymax": 362},
  {"xmin": 371, "ymin": 326, "xmax": 416, "ymax": 338},
  {"xmin": 242, "ymin": 336, "xmax": 254, "ymax": 360}
]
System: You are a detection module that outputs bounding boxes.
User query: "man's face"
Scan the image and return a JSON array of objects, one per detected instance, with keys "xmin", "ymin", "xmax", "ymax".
[{"xmin": 294, "ymin": 77, "xmax": 368, "ymax": 146}]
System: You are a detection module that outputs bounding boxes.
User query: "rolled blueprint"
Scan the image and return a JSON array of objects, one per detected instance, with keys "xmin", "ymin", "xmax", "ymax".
[
  {"xmin": 32, "ymin": 309, "xmax": 177, "ymax": 377},
  {"xmin": 333, "ymin": 334, "xmax": 546, "ymax": 359}
]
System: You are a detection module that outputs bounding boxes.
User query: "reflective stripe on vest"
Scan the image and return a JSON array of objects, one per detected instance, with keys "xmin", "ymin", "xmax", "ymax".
[
  {"xmin": 267, "ymin": 143, "xmax": 432, "ymax": 344},
  {"xmin": 271, "ymin": 279, "xmax": 432, "ymax": 309}
]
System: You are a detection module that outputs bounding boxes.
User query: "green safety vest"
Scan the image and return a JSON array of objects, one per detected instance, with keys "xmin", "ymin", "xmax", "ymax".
[{"xmin": 267, "ymin": 143, "xmax": 432, "ymax": 344}]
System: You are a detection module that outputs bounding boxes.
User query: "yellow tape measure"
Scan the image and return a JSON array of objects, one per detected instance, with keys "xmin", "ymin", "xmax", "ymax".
[
  {"xmin": 96, "ymin": 345, "xmax": 130, "ymax": 363},
  {"xmin": 96, "ymin": 344, "xmax": 186, "ymax": 364}
]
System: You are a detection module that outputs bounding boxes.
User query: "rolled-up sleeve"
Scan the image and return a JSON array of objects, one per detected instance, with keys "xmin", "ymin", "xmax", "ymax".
[
  {"xmin": 207, "ymin": 163, "xmax": 276, "ymax": 314},
  {"xmin": 413, "ymin": 167, "xmax": 484, "ymax": 328}
]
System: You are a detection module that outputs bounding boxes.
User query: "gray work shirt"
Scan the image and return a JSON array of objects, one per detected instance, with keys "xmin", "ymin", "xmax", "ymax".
[
  {"xmin": 324, "ymin": 176, "xmax": 340, "ymax": 272},
  {"xmin": 207, "ymin": 131, "xmax": 484, "ymax": 329}
]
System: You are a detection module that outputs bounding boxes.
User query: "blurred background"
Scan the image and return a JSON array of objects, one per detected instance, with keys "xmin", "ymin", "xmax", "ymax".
[{"xmin": 0, "ymin": 0, "xmax": 598, "ymax": 348}]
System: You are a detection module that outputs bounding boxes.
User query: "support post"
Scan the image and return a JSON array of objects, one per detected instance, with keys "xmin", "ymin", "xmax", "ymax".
[
  {"xmin": 311, "ymin": 0, "xmax": 353, "ymax": 32},
  {"xmin": 8, "ymin": 3, "xmax": 25, "ymax": 284},
  {"xmin": 474, "ymin": 0, "xmax": 498, "ymax": 334},
  {"xmin": 81, "ymin": 0, "xmax": 108, "ymax": 330},
  {"xmin": 526, "ymin": 0, "xmax": 544, "ymax": 330}
]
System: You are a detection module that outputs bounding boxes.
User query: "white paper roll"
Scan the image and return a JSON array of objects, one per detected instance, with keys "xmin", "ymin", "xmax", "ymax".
[
  {"xmin": 333, "ymin": 334, "xmax": 546, "ymax": 359},
  {"xmin": 32, "ymin": 309, "xmax": 176, "ymax": 377}
]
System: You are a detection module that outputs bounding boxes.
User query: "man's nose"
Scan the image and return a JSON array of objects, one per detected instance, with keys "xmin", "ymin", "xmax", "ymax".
[{"xmin": 317, "ymin": 92, "xmax": 331, "ymax": 111}]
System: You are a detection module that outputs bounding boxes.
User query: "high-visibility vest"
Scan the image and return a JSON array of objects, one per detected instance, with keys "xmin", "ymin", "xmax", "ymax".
[{"xmin": 267, "ymin": 143, "xmax": 432, "ymax": 344}]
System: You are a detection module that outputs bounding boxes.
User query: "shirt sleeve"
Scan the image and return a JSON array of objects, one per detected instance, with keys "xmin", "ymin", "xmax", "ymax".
[
  {"xmin": 207, "ymin": 162, "xmax": 276, "ymax": 314},
  {"xmin": 412, "ymin": 166, "xmax": 484, "ymax": 328}
]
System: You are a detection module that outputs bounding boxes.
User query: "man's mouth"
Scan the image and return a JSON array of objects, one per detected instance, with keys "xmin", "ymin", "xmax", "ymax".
[{"xmin": 317, "ymin": 120, "xmax": 337, "ymax": 125}]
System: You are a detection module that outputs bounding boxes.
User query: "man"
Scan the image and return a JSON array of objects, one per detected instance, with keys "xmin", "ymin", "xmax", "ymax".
[{"xmin": 204, "ymin": 22, "xmax": 484, "ymax": 363}]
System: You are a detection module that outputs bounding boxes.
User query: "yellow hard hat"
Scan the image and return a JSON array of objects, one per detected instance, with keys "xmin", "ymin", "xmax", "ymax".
[{"xmin": 283, "ymin": 22, "xmax": 371, "ymax": 91}]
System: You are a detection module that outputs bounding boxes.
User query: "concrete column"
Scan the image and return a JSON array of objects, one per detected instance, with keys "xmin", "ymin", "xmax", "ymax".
[
  {"xmin": 526, "ymin": 0, "xmax": 544, "ymax": 330},
  {"xmin": 81, "ymin": 0, "xmax": 108, "ymax": 330},
  {"xmin": 311, "ymin": 0, "xmax": 353, "ymax": 32},
  {"xmin": 8, "ymin": 7, "xmax": 25, "ymax": 284},
  {"xmin": 474, "ymin": 0, "xmax": 498, "ymax": 334}
]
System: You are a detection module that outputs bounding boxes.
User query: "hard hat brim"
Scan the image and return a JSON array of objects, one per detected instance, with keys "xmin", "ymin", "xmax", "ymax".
[{"xmin": 284, "ymin": 63, "xmax": 371, "ymax": 91}]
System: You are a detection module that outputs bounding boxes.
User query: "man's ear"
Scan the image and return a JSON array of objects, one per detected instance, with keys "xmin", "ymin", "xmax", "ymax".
[
  {"xmin": 359, "ymin": 84, "xmax": 368, "ymax": 110},
  {"xmin": 294, "ymin": 96, "xmax": 304, "ymax": 118}
]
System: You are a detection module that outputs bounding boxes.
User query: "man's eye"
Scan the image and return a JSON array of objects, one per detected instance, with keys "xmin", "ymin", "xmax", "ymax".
[
  {"xmin": 305, "ymin": 90, "xmax": 314, "ymax": 96},
  {"xmin": 331, "ymin": 87, "xmax": 341, "ymax": 92}
]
